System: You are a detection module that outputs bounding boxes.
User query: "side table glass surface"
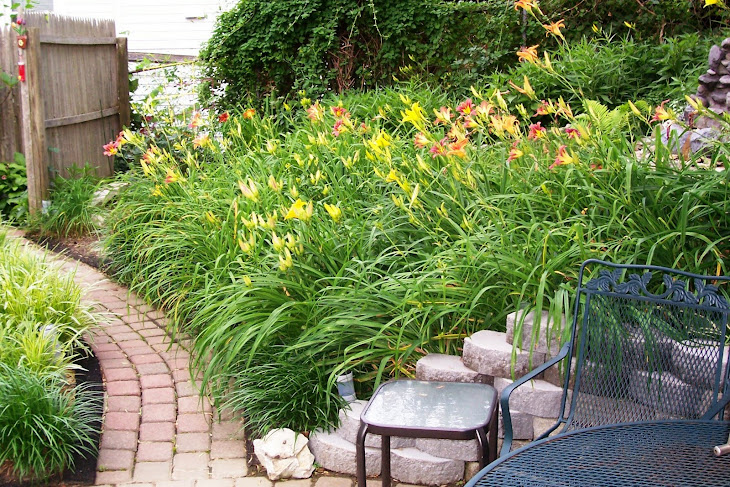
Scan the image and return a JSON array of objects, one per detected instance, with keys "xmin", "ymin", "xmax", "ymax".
[{"xmin": 361, "ymin": 380, "xmax": 496, "ymax": 431}]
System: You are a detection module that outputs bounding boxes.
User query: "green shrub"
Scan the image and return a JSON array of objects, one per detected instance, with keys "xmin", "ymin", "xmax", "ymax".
[
  {"xmin": 0, "ymin": 363, "xmax": 102, "ymax": 482},
  {"xmin": 199, "ymin": 0, "xmax": 503, "ymax": 106},
  {"xmin": 0, "ymin": 152, "xmax": 28, "ymax": 222}
]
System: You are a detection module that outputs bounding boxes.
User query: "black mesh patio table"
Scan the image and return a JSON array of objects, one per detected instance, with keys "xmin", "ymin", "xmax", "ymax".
[{"xmin": 468, "ymin": 420, "xmax": 730, "ymax": 487}]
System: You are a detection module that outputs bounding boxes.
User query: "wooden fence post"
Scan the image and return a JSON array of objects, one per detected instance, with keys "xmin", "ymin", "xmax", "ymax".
[
  {"xmin": 19, "ymin": 27, "xmax": 48, "ymax": 214},
  {"xmin": 116, "ymin": 37, "xmax": 131, "ymax": 129}
]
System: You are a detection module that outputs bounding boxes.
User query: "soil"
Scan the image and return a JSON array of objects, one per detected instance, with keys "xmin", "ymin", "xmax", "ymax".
[{"xmin": 26, "ymin": 233, "xmax": 106, "ymax": 271}]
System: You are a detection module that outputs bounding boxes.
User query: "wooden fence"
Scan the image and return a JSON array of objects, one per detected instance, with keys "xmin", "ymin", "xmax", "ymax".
[{"xmin": 0, "ymin": 13, "xmax": 129, "ymax": 212}]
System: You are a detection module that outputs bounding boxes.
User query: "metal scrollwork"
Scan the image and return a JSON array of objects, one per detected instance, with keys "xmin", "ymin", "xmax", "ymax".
[{"xmin": 586, "ymin": 267, "xmax": 729, "ymax": 310}]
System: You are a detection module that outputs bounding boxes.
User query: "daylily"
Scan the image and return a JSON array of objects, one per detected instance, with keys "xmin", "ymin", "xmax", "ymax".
[
  {"xmin": 550, "ymin": 145, "xmax": 578, "ymax": 169},
  {"xmin": 268, "ymin": 175, "xmax": 282, "ymax": 192},
  {"xmin": 331, "ymin": 105, "xmax": 349, "ymax": 118},
  {"xmin": 102, "ymin": 141, "xmax": 118, "ymax": 157},
  {"xmin": 164, "ymin": 168, "xmax": 179, "ymax": 184},
  {"xmin": 307, "ymin": 102, "xmax": 324, "ymax": 122},
  {"xmin": 278, "ymin": 248, "xmax": 293, "ymax": 272},
  {"xmin": 401, "ymin": 102, "xmax": 427, "ymax": 127},
  {"xmin": 414, "ymin": 132, "xmax": 430, "ymax": 148},
  {"xmin": 238, "ymin": 178, "xmax": 259, "ymax": 202},
  {"xmin": 475, "ymin": 101, "xmax": 493, "ymax": 117},
  {"xmin": 285, "ymin": 199, "xmax": 313, "ymax": 221},
  {"xmin": 514, "ymin": 0, "xmax": 538, "ymax": 12},
  {"xmin": 528, "ymin": 122, "xmax": 546, "ymax": 140},
  {"xmin": 433, "ymin": 106, "xmax": 453, "ymax": 125},
  {"xmin": 508, "ymin": 76, "xmax": 536, "ymax": 99},
  {"xmin": 323, "ymin": 203, "xmax": 343, "ymax": 223},
  {"xmin": 535, "ymin": 100, "xmax": 552, "ymax": 116},
  {"xmin": 218, "ymin": 112, "xmax": 230, "ymax": 123},
  {"xmin": 193, "ymin": 134, "xmax": 211, "ymax": 148},
  {"xmin": 271, "ymin": 232, "xmax": 285, "ymax": 252},
  {"xmin": 447, "ymin": 138, "xmax": 469, "ymax": 158},
  {"xmin": 517, "ymin": 45, "xmax": 539, "ymax": 64},
  {"xmin": 243, "ymin": 108, "xmax": 256, "ymax": 119},
  {"xmin": 189, "ymin": 111, "xmax": 203, "ymax": 129},
  {"xmin": 543, "ymin": 19, "xmax": 565, "ymax": 39},
  {"xmin": 507, "ymin": 142, "xmax": 524, "ymax": 162},
  {"xmin": 564, "ymin": 127, "xmax": 582, "ymax": 139},
  {"xmin": 429, "ymin": 139, "xmax": 448, "ymax": 158},
  {"xmin": 456, "ymin": 99, "xmax": 475, "ymax": 116},
  {"xmin": 332, "ymin": 119, "xmax": 347, "ymax": 137},
  {"xmin": 651, "ymin": 100, "xmax": 674, "ymax": 122}
]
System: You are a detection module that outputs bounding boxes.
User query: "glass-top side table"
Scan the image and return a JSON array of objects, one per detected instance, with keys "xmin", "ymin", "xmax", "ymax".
[{"xmin": 356, "ymin": 380, "xmax": 498, "ymax": 487}]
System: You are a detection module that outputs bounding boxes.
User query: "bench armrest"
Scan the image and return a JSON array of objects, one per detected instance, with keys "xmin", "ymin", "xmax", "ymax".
[{"xmin": 500, "ymin": 343, "xmax": 571, "ymax": 456}]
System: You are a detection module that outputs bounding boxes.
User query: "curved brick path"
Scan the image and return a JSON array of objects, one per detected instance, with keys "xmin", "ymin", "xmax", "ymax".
[{"xmin": 9, "ymin": 232, "xmax": 382, "ymax": 487}]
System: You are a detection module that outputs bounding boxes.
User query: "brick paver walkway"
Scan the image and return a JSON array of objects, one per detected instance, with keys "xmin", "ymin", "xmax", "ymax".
[{"xmin": 9, "ymin": 232, "xmax": 403, "ymax": 487}]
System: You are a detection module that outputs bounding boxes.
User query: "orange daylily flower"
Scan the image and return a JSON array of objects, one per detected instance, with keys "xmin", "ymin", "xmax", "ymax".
[
  {"xmin": 514, "ymin": 0, "xmax": 538, "ymax": 13},
  {"xmin": 651, "ymin": 100, "xmax": 675, "ymax": 122},
  {"xmin": 528, "ymin": 122, "xmax": 546, "ymax": 140},
  {"xmin": 457, "ymin": 99, "xmax": 475, "ymax": 116},
  {"xmin": 507, "ymin": 141, "xmax": 524, "ymax": 162},
  {"xmin": 517, "ymin": 45, "xmax": 539, "ymax": 64},
  {"xmin": 243, "ymin": 108, "xmax": 256, "ymax": 119},
  {"xmin": 543, "ymin": 19, "xmax": 565, "ymax": 39},
  {"xmin": 447, "ymin": 138, "xmax": 469, "ymax": 158},
  {"xmin": 307, "ymin": 102, "xmax": 324, "ymax": 122}
]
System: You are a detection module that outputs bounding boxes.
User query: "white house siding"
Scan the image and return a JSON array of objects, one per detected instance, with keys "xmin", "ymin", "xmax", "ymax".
[{"xmin": 51, "ymin": 0, "xmax": 237, "ymax": 56}]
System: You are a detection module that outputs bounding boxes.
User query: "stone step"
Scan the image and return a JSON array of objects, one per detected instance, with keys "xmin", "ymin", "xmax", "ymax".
[
  {"xmin": 309, "ymin": 429, "xmax": 381, "ymax": 476},
  {"xmin": 494, "ymin": 377, "xmax": 569, "ymax": 419},
  {"xmin": 415, "ymin": 353, "xmax": 489, "ymax": 384},
  {"xmin": 336, "ymin": 400, "xmax": 414, "ymax": 449},
  {"xmin": 505, "ymin": 309, "xmax": 565, "ymax": 356},
  {"xmin": 414, "ymin": 437, "xmax": 479, "ymax": 462},
  {"xmin": 391, "ymin": 447, "xmax": 464, "ymax": 486},
  {"xmin": 309, "ymin": 431, "xmax": 466, "ymax": 485},
  {"xmin": 463, "ymin": 330, "xmax": 545, "ymax": 378},
  {"xmin": 497, "ymin": 408, "xmax": 533, "ymax": 440}
]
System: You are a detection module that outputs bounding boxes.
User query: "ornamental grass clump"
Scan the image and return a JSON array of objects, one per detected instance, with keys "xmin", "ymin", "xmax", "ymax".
[
  {"xmin": 0, "ymin": 228, "xmax": 101, "ymax": 482},
  {"xmin": 104, "ymin": 6, "xmax": 730, "ymax": 435}
]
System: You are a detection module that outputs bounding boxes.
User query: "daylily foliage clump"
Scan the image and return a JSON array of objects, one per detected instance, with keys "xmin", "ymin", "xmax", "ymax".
[{"xmin": 104, "ymin": 2, "xmax": 730, "ymax": 435}]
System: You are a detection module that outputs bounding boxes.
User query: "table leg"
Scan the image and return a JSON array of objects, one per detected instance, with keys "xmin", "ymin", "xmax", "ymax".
[
  {"xmin": 489, "ymin": 405, "xmax": 498, "ymax": 463},
  {"xmin": 356, "ymin": 422, "xmax": 369, "ymax": 487},
  {"xmin": 382, "ymin": 435, "xmax": 391, "ymax": 487},
  {"xmin": 475, "ymin": 427, "xmax": 487, "ymax": 469}
]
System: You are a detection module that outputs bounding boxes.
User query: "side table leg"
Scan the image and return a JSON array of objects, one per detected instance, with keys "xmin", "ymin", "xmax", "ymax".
[
  {"xmin": 488, "ymin": 405, "xmax": 498, "ymax": 463},
  {"xmin": 356, "ymin": 422, "xmax": 369, "ymax": 487},
  {"xmin": 382, "ymin": 435, "xmax": 391, "ymax": 487},
  {"xmin": 475, "ymin": 428, "xmax": 487, "ymax": 469}
]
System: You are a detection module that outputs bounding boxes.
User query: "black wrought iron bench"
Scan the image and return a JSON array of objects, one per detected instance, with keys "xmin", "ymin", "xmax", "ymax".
[{"xmin": 467, "ymin": 259, "xmax": 730, "ymax": 487}]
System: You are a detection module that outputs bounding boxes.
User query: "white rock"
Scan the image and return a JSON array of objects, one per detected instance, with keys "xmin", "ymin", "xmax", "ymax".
[{"xmin": 253, "ymin": 428, "xmax": 315, "ymax": 480}]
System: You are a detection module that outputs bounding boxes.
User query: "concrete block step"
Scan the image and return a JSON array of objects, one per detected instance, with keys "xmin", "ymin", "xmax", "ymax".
[
  {"xmin": 309, "ymin": 429, "xmax": 380, "ymax": 476},
  {"xmin": 497, "ymin": 408, "xmax": 533, "ymax": 440},
  {"xmin": 336, "ymin": 400, "xmax": 414, "ymax": 449},
  {"xmin": 415, "ymin": 353, "xmax": 489, "ymax": 384},
  {"xmin": 494, "ymin": 377, "xmax": 569, "ymax": 418},
  {"xmin": 414, "ymin": 437, "xmax": 479, "ymax": 462},
  {"xmin": 309, "ymin": 431, "xmax": 466, "ymax": 485},
  {"xmin": 463, "ymin": 330, "xmax": 545, "ymax": 378},
  {"xmin": 506, "ymin": 309, "xmax": 565, "ymax": 355},
  {"xmin": 391, "ymin": 447, "xmax": 464, "ymax": 486}
]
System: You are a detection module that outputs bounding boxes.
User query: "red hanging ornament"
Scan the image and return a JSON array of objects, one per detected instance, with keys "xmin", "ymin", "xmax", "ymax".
[{"xmin": 18, "ymin": 60, "xmax": 26, "ymax": 82}]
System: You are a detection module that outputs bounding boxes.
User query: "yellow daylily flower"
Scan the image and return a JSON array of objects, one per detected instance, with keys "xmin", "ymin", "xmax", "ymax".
[
  {"xmin": 284, "ymin": 199, "xmax": 313, "ymax": 221},
  {"xmin": 323, "ymin": 203, "xmax": 343, "ymax": 223}
]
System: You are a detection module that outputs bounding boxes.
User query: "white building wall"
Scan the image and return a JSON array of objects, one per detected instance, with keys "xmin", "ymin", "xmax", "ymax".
[{"xmin": 51, "ymin": 0, "xmax": 236, "ymax": 56}]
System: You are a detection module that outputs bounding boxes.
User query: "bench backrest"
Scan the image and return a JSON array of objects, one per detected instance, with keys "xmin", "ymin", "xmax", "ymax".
[{"xmin": 564, "ymin": 260, "xmax": 730, "ymax": 431}]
